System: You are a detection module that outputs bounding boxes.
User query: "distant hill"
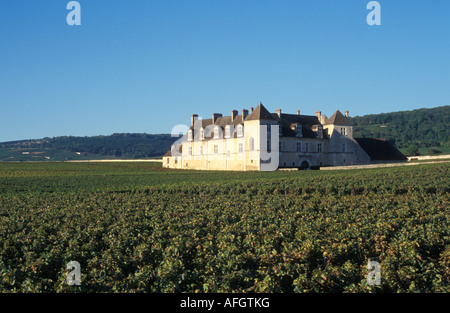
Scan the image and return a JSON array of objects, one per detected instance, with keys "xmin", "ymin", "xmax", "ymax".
[
  {"xmin": 0, "ymin": 133, "xmax": 177, "ymax": 162},
  {"xmin": 1, "ymin": 105, "xmax": 448, "ymax": 161},
  {"xmin": 350, "ymin": 105, "xmax": 450, "ymax": 156}
]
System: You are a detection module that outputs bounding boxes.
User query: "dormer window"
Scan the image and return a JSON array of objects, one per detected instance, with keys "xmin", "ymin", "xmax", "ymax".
[
  {"xmin": 200, "ymin": 128, "xmax": 204, "ymax": 141},
  {"xmin": 214, "ymin": 126, "xmax": 220, "ymax": 139},
  {"xmin": 187, "ymin": 129, "xmax": 193, "ymax": 141},
  {"xmin": 225, "ymin": 125, "xmax": 231, "ymax": 138},
  {"xmin": 317, "ymin": 125, "xmax": 323, "ymax": 139},
  {"xmin": 296, "ymin": 124, "xmax": 303, "ymax": 138},
  {"xmin": 237, "ymin": 124, "xmax": 244, "ymax": 137}
]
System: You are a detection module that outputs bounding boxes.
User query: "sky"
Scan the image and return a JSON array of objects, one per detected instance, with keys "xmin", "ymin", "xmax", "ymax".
[{"xmin": 0, "ymin": 0, "xmax": 449, "ymax": 142}]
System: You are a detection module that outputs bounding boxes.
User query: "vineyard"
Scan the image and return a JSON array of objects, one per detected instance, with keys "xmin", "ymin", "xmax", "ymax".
[{"xmin": 0, "ymin": 162, "xmax": 449, "ymax": 292}]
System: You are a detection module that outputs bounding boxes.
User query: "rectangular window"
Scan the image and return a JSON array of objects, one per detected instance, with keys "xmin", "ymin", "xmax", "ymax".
[
  {"xmin": 214, "ymin": 126, "xmax": 219, "ymax": 139},
  {"xmin": 199, "ymin": 146, "xmax": 203, "ymax": 155},
  {"xmin": 296, "ymin": 142, "xmax": 302, "ymax": 152},
  {"xmin": 238, "ymin": 143, "xmax": 244, "ymax": 153},
  {"xmin": 237, "ymin": 125, "xmax": 243, "ymax": 137},
  {"xmin": 296, "ymin": 124, "xmax": 302, "ymax": 137},
  {"xmin": 342, "ymin": 143, "xmax": 346, "ymax": 153},
  {"xmin": 214, "ymin": 145, "xmax": 219, "ymax": 154},
  {"xmin": 267, "ymin": 140, "xmax": 271, "ymax": 152},
  {"xmin": 188, "ymin": 147, "xmax": 192, "ymax": 156},
  {"xmin": 279, "ymin": 141, "xmax": 282, "ymax": 152},
  {"xmin": 225, "ymin": 126, "xmax": 231, "ymax": 138},
  {"xmin": 318, "ymin": 143, "xmax": 323, "ymax": 153},
  {"xmin": 305, "ymin": 143, "xmax": 309, "ymax": 152}
]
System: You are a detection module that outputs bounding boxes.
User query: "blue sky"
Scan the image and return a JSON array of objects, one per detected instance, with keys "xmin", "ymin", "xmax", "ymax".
[{"xmin": 0, "ymin": 0, "xmax": 449, "ymax": 142}]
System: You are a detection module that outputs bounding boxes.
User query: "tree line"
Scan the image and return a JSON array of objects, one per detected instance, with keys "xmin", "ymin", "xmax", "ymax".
[
  {"xmin": 0, "ymin": 133, "xmax": 177, "ymax": 159},
  {"xmin": 1, "ymin": 105, "xmax": 448, "ymax": 158},
  {"xmin": 350, "ymin": 105, "xmax": 450, "ymax": 155}
]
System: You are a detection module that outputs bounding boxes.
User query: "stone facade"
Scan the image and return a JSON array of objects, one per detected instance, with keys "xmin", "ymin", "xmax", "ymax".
[{"xmin": 163, "ymin": 103, "xmax": 388, "ymax": 171}]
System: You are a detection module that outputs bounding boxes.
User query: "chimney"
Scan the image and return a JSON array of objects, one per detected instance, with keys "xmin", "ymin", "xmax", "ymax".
[
  {"xmin": 315, "ymin": 111, "xmax": 321, "ymax": 118},
  {"xmin": 296, "ymin": 109, "xmax": 300, "ymax": 115},
  {"xmin": 212, "ymin": 113, "xmax": 222, "ymax": 124},
  {"xmin": 231, "ymin": 110, "xmax": 238, "ymax": 122},
  {"xmin": 242, "ymin": 109, "xmax": 249, "ymax": 120},
  {"xmin": 250, "ymin": 107, "xmax": 254, "ymax": 113},
  {"xmin": 276, "ymin": 108, "xmax": 281, "ymax": 118},
  {"xmin": 191, "ymin": 114, "xmax": 198, "ymax": 127},
  {"xmin": 345, "ymin": 110, "xmax": 349, "ymax": 118}
]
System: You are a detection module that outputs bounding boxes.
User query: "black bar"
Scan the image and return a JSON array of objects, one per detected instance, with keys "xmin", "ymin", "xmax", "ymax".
[{"xmin": 0, "ymin": 292, "xmax": 444, "ymax": 312}]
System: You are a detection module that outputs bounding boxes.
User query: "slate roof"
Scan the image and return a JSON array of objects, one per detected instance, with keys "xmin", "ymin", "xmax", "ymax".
[
  {"xmin": 184, "ymin": 102, "xmax": 324, "ymax": 140},
  {"xmin": 354, "ymin": 138, "xmax": 407, "ymax": 161},
  {"xmin": 245, "ymin": 102, "xmax": 277, "ymax": 121},
  {"xmin": 271, "ymin": 113, "xmax": 321, "ymax": 138},
  {"xmin": 188, "ymin": 116, "xmax": 246, "ymax": 141},
  {"xmin": 325, "ymin": 110, "xmax": 353, "ymax": 126}
]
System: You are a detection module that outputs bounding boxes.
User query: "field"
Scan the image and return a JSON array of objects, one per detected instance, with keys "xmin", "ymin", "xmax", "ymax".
[
  {"xmin": 0, "ymin": 147, "xmax": 123, "ymax": 162},
  {"xmin": 0, "ymin": 162, "xmax": 449, "ymax": 293}
]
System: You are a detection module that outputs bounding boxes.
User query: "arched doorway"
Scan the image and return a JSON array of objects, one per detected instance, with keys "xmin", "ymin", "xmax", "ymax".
[{"xmin": 300, "ymin": 161, "xmax": 310, "ymax": 170}]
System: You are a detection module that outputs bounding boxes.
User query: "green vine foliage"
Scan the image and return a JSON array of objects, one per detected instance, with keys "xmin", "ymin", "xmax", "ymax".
[{"xmin": 0, "ymin": 162, "xmax": 449, "ymax": 292}]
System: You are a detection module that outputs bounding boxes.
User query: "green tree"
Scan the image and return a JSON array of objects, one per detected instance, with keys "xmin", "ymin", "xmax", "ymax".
[
  {"xmin": 405, "ymin": 144, "xmax": 419, "ymax": 156},
  {"xmin": 427, "ymin": 147, "xmax": 442, "ymax": 155}
]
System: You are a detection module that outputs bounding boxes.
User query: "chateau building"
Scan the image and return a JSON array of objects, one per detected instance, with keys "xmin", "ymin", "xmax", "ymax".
[{"xmin": 163, "ymin": 102, "xmax": 405, "ymax": 171}]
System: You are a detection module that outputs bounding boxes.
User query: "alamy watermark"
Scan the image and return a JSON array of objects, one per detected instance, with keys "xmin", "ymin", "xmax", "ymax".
[
  {"xmin": 367, "ymin": 259, "xmax": 381, "ymax": 286},
  {"xmin": 66, "ymin": 261, "xmax": 81, "ymax": 285},
  {"xmin": 66, "ymin": 1, "xmax": 81, "ymax": 26},
  {"xmin": 63, "ymin": 258, "xmax": 380, "ymax": 287},
  {"xmin": 65, "ymin": 2, "xmax": 381, "ymax": 27},
  {"xmin": 367, "ymin": 1, "xmax": 381, "ymax": 26}
]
